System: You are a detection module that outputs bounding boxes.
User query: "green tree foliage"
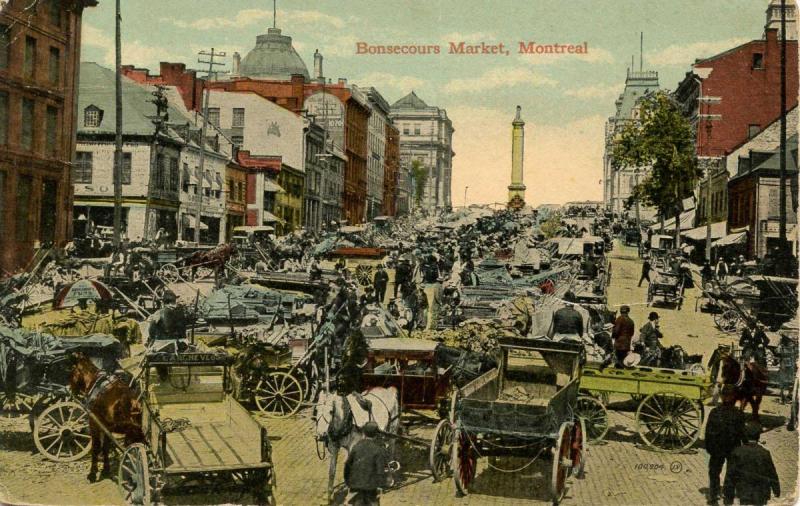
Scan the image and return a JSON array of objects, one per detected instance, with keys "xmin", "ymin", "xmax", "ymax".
[
  {"xmin": 540, "ymin": 211, "xmax": 563, "ymax": 239},
  {"xmin": 612, "ymin": 91, "xmax": 700, "ymax": 239},
  {"xmin": 411, "ymin": 159, "xmax": 428, "ymax": 207}
]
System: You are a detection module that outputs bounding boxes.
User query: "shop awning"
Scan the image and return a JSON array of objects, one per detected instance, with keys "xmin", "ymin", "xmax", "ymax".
[
  {"xmin": 264, "ymin": 180, "xmax": 285, "ymax": 193},
  {"xmin": 712, "ymin": 231, "xmax": 747, "ymax": 248},
  {"xmin": 262, "ymin": 211, "xmax": 285, "ymax": 224},
  {"xmin": 182, "ymin": 214, "xmax": 209, "ymax": 230},
  {"xmin": 682, "ymin": 221, "xmax": 727, "ymax": 241},
  {"xmin": 650, "ymin": 209, "xmax": 696, "ymax": 232}
]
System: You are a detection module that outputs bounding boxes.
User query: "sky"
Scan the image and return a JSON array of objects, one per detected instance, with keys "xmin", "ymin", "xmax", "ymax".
[{"xmin": 79, "ymin": 0, "xmax": 770, "ymax": 206}]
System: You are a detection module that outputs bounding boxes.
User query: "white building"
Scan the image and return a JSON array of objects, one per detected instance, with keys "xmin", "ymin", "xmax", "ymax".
[{"xmin": 390, "ymin": 91, "xmax": 454, "ymax": 212}]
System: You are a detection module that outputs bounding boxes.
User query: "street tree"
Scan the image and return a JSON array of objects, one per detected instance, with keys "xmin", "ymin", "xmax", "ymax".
[
  {"xmin": 611, "ymin": 91, "xmax": 700, "ymax": 243},
  {"xmin": 540, "ymin": 211, "xmax": 563, "ymax": 239},
  {"xmin": 411, "ymin": 159, "xmax": 428, "ymax": 208}
]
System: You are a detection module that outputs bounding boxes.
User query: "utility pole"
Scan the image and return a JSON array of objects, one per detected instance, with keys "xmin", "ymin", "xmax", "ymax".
[
  {"xmin": 779, "ymin": 0, "xmax": 788, "ymax": 260},
  {"xmin": 464, "ymin": 186, "xmax": 469, "ymax": 208},
  {"xmin": 112, "ymin": 0, "xmax": 123, "ymax": 250},
  {"xmin": 194, "ymin": 49, "xmax": 226, "ymax": 244}
]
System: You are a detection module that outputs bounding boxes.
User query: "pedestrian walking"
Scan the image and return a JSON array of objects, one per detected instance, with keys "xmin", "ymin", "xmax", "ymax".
[
  {"xmin": 638, "ymin": 258, "xmax": 652, "ymax": 287},
  {"xmin": 701, "ymin": 260, "xmax": 713, "ymax": 287},
  {"xmin": 722, "ymin": 422, "xmax": 780, "ymax": 506},
  {"xmin": 344, "ymin": 421, "xmax": 389, "ymax": 505},
  {"xmin": 611, "ymin": 305, "xmax": 635, "ymax": 368},
  {"xmin": 373, "ymin": 265, "xmax": 389, "ymax": 305},
  {"xmin": 639, "ymin": 312, "xmax": 663, "ymax": 364},
  {"xmin": 704, "ymin": 385, "xmax": 746, "ymax": 505},
  {"xmin": 715, "ymin": 257, "xmax": 728, "ymax": 279}
]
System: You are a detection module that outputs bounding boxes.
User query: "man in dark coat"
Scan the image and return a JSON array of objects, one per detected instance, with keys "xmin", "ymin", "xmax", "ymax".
[
  {"xmin": 705, "ymin": 385, "xmax": 746, "ymax": 505},
  {"xmin": 740, "ymin": 323, "xmax": 770, "ymax": 368},
  {"xmin": 344, "ymin": 421, "xmax": 389, "ymax": 505},
  {"xmin": 723, "ymin": 422, "xmax": 780, "ymax": 506},
  {"xmin": 549, "ymin": 294, "xmax": 584, "ymax": 338},
  {"xmin": 372, "ymin": 265, "xmax": 389, "ymax": 306},
  {"xmin": 639, "ymin": 312, "xmax": 663, "ymax": 361},
  {"xmin": 148, "ymin": 291, "xmax": 191, "ymax": 346},
  {"xmin": 393, "ymin": 259, "xmax": 411, "ymax": 299},
  {"xmin": 611, "ymin": 305, "xmax": 635, "ymax": 368},
  {"xmin": 638, "ymin": 258, "xmax": 652, "ymax": 287}
]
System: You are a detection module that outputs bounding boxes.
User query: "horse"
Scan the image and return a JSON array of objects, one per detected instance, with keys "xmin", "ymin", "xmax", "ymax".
[
  {"xmin": 313, "ymin": 387, "xmax": 400, "ymax": 504},
  {"xmin": 68, "ymin": 353, "xmax": 144, "ymax": 482},
  {"xmin": 710, "ymin": 350, "xmax": 769, "ymax": 421}
]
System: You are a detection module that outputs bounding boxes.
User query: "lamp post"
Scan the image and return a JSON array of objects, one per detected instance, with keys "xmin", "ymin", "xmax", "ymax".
[{"xmin": 464, "ymin": 186, "xmax": 469, "ymax": 208}]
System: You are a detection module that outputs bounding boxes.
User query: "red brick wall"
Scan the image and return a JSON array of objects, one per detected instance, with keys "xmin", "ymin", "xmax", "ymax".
[{"xmin": 697, "ymin": 29, "xmax": 798, "ymax": 157}]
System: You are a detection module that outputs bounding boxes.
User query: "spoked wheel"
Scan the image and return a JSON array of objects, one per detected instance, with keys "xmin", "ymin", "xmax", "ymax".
[
  {"xmin": 571, "ymin": 418, "xmax": 587, "ymax": 479},
  {"xmin": 574, "ymin": 396, "xmax": 609, "ymax": 443},
  {"xmin": 254, "ymin": 372, "xmax": 304, "ymax": 418},
  {"xmin": 714, "ymin": 309, "xmax": 742, "ymax": 333},
  {"xmin": 157, "ymin": 264, "xmax": 182, "ymax": 284},
  {"xmin": 297, "ymin": 362, "xmax": 320, "ymax": 402},
  {"xmin": 636, "ymin": 392, "xmax": 703, "ymax": 451},
  {"xmin": 551, "ymin": 422, "xmax": 572, "ymax": 504},
  {"xmin": 687, "ymin": 363, "xmax": 706, "ymax": 377},
  {"xmin": 354, "ymin": 264, "xmax": 374, "ymax": 287},
  {"xmin": 0, "ymin": 391, "xmax": 38, "ymax": 418},
  {"xmin": 452, "ymin": 429, "xmax": 476, "ymax": 496},
  {"xmin": 118, "ymin": 443, "xmax": 154, "ymax": 506},
  {"xmin": 33, "ymin": 401, "xmax": 91, "ymax": 462},
  {"xmin": 429, "ymin": 419, "xmax": 453, "ymax": 482}
]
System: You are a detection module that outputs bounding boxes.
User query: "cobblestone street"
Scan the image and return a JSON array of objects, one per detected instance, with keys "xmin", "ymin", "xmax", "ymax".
[{"xmin": 0, "ymin": 242, "xmax": 796, "ymax": 505}]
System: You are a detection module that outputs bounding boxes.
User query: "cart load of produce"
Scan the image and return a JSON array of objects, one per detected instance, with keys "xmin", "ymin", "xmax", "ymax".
[
  {"xmin": 200, "ymin": 284, "xmax": 287, "ymax": 323},
  {"xmin": 22, "ymin": 310, "xmax": 141, "ymax": 349}
]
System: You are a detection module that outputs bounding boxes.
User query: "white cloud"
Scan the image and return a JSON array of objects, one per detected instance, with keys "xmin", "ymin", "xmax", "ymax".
[
  {"xmin": 444, "ymin": 67, "xmax": 557, "ymax": 94},
  {"xmin": 564, "ymin": 84, "xmax": 621, "ymax": 100},
  {"xmin": 646, "ymin": 38, "xmax": 750, "ymax": 67},
  {"xmin": 352, "ymin": 72, "xmax": 426, "ymax": 95},
  {"xmin": 162, "ymin": 9, "xmax": 347, "ymax": 31},
  {"xmin": 82, "ymin": 23, "xmax": 184, "ymax": 69},
  {"xmin": 448, "ymin": 107, "xmax": 604, "ymax": 206}
]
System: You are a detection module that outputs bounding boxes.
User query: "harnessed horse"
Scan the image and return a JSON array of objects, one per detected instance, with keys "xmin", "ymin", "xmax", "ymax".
[
  {"xmin": 710, "ymin": 348, "xmax": 769, "ymax": 421},
  {"xmin": 313, "ymin": 387, "xmax": 400, "ymax": 504},
  {"xmin": 68, "ymin": 353, "xmax": 144, "ymax": 482}
]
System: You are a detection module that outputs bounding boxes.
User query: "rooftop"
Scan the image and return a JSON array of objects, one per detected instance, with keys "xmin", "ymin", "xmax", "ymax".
[{"xmin": 240, "ymin": 28, "xmax": 310, "ymax": 81}]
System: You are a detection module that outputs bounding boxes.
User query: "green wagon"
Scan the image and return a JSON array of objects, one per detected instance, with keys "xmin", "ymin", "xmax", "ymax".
[{"xmin": 575, "ymin": 363, "xmax": 713, "ymax": 452}]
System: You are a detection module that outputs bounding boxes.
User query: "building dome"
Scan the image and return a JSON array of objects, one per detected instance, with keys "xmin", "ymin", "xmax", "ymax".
[{"xmin": 240, "ymin": 28, "xmax": 310, "ymax": 80}]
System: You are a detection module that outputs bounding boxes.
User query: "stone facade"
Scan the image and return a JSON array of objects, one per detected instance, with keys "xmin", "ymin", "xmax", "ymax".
[
  {"xmin": 365, "ymin": 87, "xmax": 390, "ymax": 220},
  {"xmin": 0, "ymin": 0, "xmax": 96, "ymax": 273}
]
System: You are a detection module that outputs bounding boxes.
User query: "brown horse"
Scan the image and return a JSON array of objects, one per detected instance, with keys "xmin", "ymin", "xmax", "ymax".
[
  {"xmin": 716, "ymin": 353, "xmax": 769, "ymax": 421},
  {"xmin": 68, "ymin": 353, "xmax": 144, "ymax": 482}
]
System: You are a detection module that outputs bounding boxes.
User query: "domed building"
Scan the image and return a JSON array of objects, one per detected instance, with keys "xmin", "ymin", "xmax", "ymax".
[{"xmin": 240, "ymin": 27, "xmax": 310, "ymax": 81}]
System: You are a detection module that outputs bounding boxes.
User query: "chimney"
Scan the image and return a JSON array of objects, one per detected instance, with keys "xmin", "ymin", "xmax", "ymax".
[
  {"xmin": 313, "ymin": 49, "xmax": 323, "ymax": 80},
  {"xmin": 232, "ymin": 52, "xmax": 241, "ymax": 76}
]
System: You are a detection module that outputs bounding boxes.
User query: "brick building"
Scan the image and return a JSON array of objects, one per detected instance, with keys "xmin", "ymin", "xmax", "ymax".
[
  {"xmin": 0, "ymin": 0, "xmax": 96, "ymax": 274},
  {"xmin": 383, "ymin": 123, "xmax": 400, "ymax": 216}
]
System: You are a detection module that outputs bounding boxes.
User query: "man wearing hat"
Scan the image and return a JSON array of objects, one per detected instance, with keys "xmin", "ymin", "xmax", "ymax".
[
  {"xmin": 705, "ymin": 385, "xmax": 746, "ymax": 505},
  {"xmin": 611, "ymin": 305, "xmax": 635, "ymax": 368},
  {"xmin": 639, "ymin": 312, "xmax": 663, "ymax": 364},
  {"xmin": 147, "ymin": 290, "xmax": 191, "ymax": 347},
  {"xmin": 372, "ymin": 265, "xmax": 389, "ymax": 306},
  {"xmin": 344, "ymin": 421, "xmax": 389, "ymax": 505},
  {"xmin": 722, "ymin": 422, "xmax": 780, "ymax": 506},
  {"xmin": 548, "ymin": 292, "xmax": 584, "ymax": 340}
]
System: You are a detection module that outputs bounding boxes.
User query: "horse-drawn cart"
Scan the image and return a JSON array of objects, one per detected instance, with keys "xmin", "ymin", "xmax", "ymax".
[
  {"xmin": 430, "ymin": 337, "xmax": 586, "ymax": 503},
  {"xmin": 118, "ymin": 349, "xmax": 275, "ymax": 505},
  {"xmin": 576, "ymin": 363, "xmax": 712, "ymax": 451},
  {"xmin": 322, "ymin": 247, "xmax": 387, "ymax": 287},
  {"xmin": 647, "ymin": 270, "xmax": 684, "ymax": 308}
]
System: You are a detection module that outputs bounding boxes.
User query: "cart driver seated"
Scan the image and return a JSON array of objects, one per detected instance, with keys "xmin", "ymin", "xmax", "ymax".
[
  {"xmin": 147, "ymin": 290, "xmax": 192, "ymax": 352},
  {"xmin": 548, "ymin": 292, "xmax": 585, "ymax": 343}
]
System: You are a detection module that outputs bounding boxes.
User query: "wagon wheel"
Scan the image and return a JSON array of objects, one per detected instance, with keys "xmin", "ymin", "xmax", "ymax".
[
  {"xmin": 429, "ymin": 419, "xmax": 453, "ymax": 482},
  {"xmin": 354, "ymin": 264, "xmax": 374, "ymax": 287},
  {"xmin": 254, "ymin": 372, "xmax": 304, "ymax": 418},
  {"xmin": 687, "ymin": 363, "xmax": 706, "ymax": 377},
  {"xmin": 297, "ymin": 361, "xmax": 320, "ymax": 402},
  {"xmin": 574, "ymin": 396, "xmax": 609, "ymax": 443},
  {"xmin": 0, "ymin": 391, "xmax": 38, "ymax": 418},
  {"xmin": 714, "ymin": 309, "xmax": 741, "ymax": 333},
  {"xmin": 635, "ymin": 392, "xmax": 702, "ymax": 452},
  {"xmin": 551, "ymin": 422, "xmax": 572, "ymax": 504},
  {"xmin": 452, "ymin": 429, "xmax": 476, "ymax": 496},
  {"xmin": 157, "ymin": 264, "xmax": 182, "ymax": 284},
  {"xmin": 33, "ymin": 401, "xmax": 91, "ymax": 462},
  {"xmin": 118, "ymin": 443, "xmax": 154, "ymax": 506},
  {"xmin": 571, "ymin": 418, "xmax": 587, "ymax": 479}
]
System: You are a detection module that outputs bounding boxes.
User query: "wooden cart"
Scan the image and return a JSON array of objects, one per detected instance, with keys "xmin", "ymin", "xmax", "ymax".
[
  {"xmin": 117, "ymin": 349, "xmax": 275, "ymax": 505},
  {"xmin": 647, "ymin": 270, "xmax": 684, "ymax": 308},
  {"xmin": 430, "ymin": 337, "xmax": 586, "ymax": 503},
  {"xmin": 576, "ymin": 363, "xmax": 712, "ymax": 451}
]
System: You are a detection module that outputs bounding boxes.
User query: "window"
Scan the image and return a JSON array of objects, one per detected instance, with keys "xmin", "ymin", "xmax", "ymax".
[
  {"xmin": 0, "ymin": 91, "xmax": 7, "ymax": 145},
  {"xmin": 0, "ymin": 24, "xmax": 9, "ymax": 70},
  {"xmin": 84, "ymin": 106, "xmax": 102, "ymax": 127},
  {"xmin": 15, "ymin": 175, "xmax": 32, "ymax": 241},
  {"xmin": 414, "ymin": 124, "xmax": 421, "ymax": 135},
  {"xmin": 21, "ymin": 98, "xmax": 34, "ymax": 150},
  {"xmin": 46, "ymin": 106, "xmax": 58, "ymax": 155},
  {"xmin": 231, "ymin": 135, "xmax": 243, "ymax": 147},
  {"xmin": 24, "ymin": 36, "xmax": 36, "ymax": 79},
  {"xmin": 48, "ymin": 47, "xmax": 60, "ymax": 84},
  {"xmin": 121, "ymin": 152, "xmax": 132, "ymax": 185},
  {"xmin": 182, "ymin": 163, "xmax": 190, "ymax": 192},
  {"xmin": 207, "ymin": 107, "xmax": 220, "ymax": 127},
  {"xmin": 39, "ymin": 179, "xmax": 57, "ymax": 244},
  {"xmin": 752, "ymin": 53, "xmax": 764, "ymax": 69},
  {"xmin": 747, "ymin": 124, "xmax": 760, "ymax": 140},
  {"xmin": 169, "ymin": 158, "xmax": 179, "ymax": 192},
  {"xmin": 238, "ymin": 181, "xmax": 244, "ymax": 202},
  {"xmin": 48, "ymin": 0, "xmax": 62, "ymax": 27},
  {"xmin": 154, "ymin": 154, "xmax": 165, "ymax": 189},
  {"xmin": 402, "ymin": 126, "xmax": 409, "ymax": 135},
  {"xmin": 232, "ymin": 108, "xmax": 245, "ymax": 127},
  {"xmin": 227, "ymin": 178, "xmax": 233, "ymax": 198},
  {"xmin": 73, "ymin": 151, "xmax": 92, "ymax": 183}
]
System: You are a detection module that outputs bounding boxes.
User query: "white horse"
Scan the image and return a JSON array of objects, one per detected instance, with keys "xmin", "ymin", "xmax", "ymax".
[{"xmin": 313, "ymin": 387, "xmax": 400, "ymax": 504}]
